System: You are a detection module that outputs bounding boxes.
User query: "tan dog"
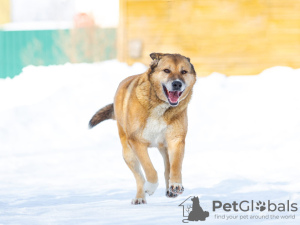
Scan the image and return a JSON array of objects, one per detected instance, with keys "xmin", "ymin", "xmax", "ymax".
[{"xmin": 89, "ymin": 53, "xmax": 196, "ymax": 204}]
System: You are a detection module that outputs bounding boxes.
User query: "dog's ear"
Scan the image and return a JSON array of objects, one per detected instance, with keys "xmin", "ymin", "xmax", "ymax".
[
  {"xmin": 150, "ymin": 52, "xmax": 164, "ymax": 61},
  {"xmin": 186, "ymin": 57, "xmax": 196, "ymax": 75},
  {"xmin": 149, "ymin": 53, "xmax": 164, "ymax": 72}
]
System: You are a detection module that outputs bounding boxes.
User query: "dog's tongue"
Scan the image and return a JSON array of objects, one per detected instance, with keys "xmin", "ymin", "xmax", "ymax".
[{"xmin": 168, "ymin": 91, "xmax": 180, "ymax": 103}]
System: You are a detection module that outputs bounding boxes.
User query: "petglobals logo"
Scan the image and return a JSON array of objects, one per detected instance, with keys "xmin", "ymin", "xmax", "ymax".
[
  {"xmin": 212, "ymin": 200, "xmax": 298, "ymax": 212},
  {"xmin": 177, "ymin": 197, "xmax": 298, "ymax": 223}
]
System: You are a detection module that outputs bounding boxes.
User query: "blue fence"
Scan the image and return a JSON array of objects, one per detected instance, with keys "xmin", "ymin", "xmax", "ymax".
[{"xmin": 0, "ymin": 28, "xmax": 117, "ymax": 79}]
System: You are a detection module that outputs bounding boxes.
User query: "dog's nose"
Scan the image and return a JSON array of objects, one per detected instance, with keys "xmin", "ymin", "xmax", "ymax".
[{"xmin": 172, "ymin": 81, "xmax": 182, "ymax": 90}]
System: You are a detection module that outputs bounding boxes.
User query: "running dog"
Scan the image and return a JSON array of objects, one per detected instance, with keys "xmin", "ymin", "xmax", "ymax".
[{"xmin": 89, "ymin": 53, "xmax": 196, "ymax": 204}]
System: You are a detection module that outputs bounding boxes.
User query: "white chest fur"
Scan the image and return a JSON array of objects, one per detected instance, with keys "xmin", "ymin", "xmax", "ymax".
[{"xmin": 142, "ymin": 104, "xmax": 169, "ymax": 147}]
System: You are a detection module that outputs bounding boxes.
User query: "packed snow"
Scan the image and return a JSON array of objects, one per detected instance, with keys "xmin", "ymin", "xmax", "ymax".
[{"xmin": 0, "ymin": 60, "xmax": 300, "ymax": 224}]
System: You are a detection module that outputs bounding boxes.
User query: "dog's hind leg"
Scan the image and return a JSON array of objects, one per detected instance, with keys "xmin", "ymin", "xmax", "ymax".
[
  {"xmin": 117, "ymin": 123, "xmax": 146, "ymax": 204},
  {"xmin": 159, "ymin": 145, "xmax": 177, "ymax": 198},
  {"xmin": 158, "ymin": 146, "xmax": 170, "ymax": 190},
  {"xmin": 123, "ymin": 144, "xmax": 146, "ymax": 204}
]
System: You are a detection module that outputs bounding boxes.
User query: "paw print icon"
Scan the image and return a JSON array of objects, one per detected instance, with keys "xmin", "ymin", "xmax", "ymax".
[{"xmin": 256, "ymin": 201, "xmax": 266, "ymax": 211}]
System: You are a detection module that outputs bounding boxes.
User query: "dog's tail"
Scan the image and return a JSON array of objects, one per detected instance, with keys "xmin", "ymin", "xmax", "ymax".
[{"xmin": 89, "ymin": 103, "xmax": 115, "ymax": 128}]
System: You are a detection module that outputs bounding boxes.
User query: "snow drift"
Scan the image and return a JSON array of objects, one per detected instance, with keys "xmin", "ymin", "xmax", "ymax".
[{"xmin": 0, "ymin": 60, "xmax": 300, "ymax": 224}]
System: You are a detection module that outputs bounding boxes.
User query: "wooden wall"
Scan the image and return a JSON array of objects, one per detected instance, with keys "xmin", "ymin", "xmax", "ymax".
[
  {"xmin": 0, "ymin": 0, "xmax": 10, "ymax": 25},
  {"xmin": 118, "ymin": 0, "xmax": 300, "ymax": 76}
]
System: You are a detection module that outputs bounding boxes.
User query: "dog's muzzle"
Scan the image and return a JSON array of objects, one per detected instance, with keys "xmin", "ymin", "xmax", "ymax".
[{"xmin": 163, "ymin": 80, "xmax": 185, "ymax": 106}]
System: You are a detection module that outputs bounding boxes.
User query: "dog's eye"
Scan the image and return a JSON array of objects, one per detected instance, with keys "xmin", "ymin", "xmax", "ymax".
[
  {"xmin": 181, "ymin": 70, "xmax": 187, "ymax": 74},
  {"xmin": 164, "ymin": 69, "xmax": 171, "ymax": 73}
]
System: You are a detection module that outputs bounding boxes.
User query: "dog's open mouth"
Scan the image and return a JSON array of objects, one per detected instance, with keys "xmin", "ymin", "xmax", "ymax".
[{"xmin": 163, "ymin": 85, "xmax": 183, "ymax": 106}]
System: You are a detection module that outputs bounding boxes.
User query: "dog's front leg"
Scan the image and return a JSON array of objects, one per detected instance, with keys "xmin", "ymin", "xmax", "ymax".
[
  {"xmin": 166, "ymin": 137, "xmax": 185, "ymax": 196},
  {"xmin": 128, "ymin": 139, "xmax": 159, "ymax": 196}
]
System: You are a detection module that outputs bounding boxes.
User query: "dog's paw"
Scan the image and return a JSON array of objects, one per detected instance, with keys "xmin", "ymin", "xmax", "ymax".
[
  {"xmin": 144, "ymin": 181, "xmax": 159, "ymax": 196},
  {"xmin": 166, "ymin": 190, "xmax": 178, "ymax": 198},
  {"xmin": 131, "ymin": 198, "xmax": 147, "ymax": 205},
  {"xmin": 169, "ymin": 183, "xmax": 184, "ymax": 195}
]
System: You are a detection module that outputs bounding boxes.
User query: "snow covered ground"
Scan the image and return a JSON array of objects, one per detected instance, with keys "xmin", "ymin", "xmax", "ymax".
[{"xmin": 0, "ymin": 60, "xmax": 300, "ymax": 224}]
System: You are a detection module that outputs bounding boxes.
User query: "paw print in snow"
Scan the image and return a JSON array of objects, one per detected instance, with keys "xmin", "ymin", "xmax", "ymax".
[{"xmin": 256, "ymin": 201, "xmax": 266, "ymax": 211}]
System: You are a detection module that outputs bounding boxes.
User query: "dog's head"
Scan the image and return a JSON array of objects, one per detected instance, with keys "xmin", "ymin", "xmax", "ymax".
[{"xmin": 149, "ymin": 53, "xmax": 196, "ymax": 107}]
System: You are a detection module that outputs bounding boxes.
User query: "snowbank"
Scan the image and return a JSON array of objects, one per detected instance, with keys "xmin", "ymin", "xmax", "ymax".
[{"xmin": 0, "ymin": 61, "xmax": 300, "ymax": 224}]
